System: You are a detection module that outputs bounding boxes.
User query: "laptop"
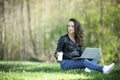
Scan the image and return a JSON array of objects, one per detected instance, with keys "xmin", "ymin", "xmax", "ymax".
[{"xmin": 74, "ymin": 47, "xmax": 100, "ymax": 59}]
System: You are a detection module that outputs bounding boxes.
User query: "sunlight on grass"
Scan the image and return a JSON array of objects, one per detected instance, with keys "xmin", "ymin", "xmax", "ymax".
[
  {"xmin": 1, "ymin": 72, "xmax": 94, "ymax": 80},
  {"xmin": 0, "ymin": 61, "xmax": 120, "ymax": 80}
]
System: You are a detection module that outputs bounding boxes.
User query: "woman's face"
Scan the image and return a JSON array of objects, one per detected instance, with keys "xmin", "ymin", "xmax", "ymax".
[{"xmin": 67, "ymin": 21, "xmax": 75, "ymax": 34}]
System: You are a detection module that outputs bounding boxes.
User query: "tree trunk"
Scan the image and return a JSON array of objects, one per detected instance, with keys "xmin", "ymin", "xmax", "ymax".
[
  {"xmin": 0, "ymin": 0, "xmax": 5, "ymax": 60},
  {"xmin": 26, "ymin": 0, "xmax": 37, "ymax": 58},
  {"xmin": 99, "ymin": 0, "xmax": 104, "ymax": 65},
  {"xmin": 20, "ymin": 0, "xmax": 25, "ymax": 60}
]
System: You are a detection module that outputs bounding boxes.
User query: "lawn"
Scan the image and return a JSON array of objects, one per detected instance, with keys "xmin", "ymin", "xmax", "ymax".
[{"xmin": 0, "ymin": 61, "xmax": 120, "ymax": 80}]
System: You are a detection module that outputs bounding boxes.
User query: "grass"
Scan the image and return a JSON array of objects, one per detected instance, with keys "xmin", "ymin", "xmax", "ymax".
[{"xmin": 0, "ymin": 61, "xmax": 120, "ymax": 80}]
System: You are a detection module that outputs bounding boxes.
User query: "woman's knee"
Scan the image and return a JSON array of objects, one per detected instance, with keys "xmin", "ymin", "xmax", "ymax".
[{"xmin": 83, "ymin": 59, "xmax": 90, "ymax": 65}]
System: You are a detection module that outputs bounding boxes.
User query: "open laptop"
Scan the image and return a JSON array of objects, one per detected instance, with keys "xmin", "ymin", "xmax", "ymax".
[{"xmin": 74, "ymin": 47, "xmax": 100, "ymax": 59}]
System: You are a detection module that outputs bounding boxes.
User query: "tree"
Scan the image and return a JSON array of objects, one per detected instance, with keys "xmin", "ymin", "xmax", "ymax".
[
  {"xmin": 20, "ymin": 0, "xmax": 26, "ymax": 60},
  {"xmin": 99, "ymin": 0, "xmax": 104, "ymax": 64},
  {"xmin": 0, "ymin": 0, "xmax": 5, "ymax": 60}
]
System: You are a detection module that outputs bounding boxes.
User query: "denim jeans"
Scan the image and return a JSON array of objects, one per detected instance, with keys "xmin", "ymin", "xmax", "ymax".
[{"xmin": 60, "ymin": 55, "xmax": 103, "ymax": 72}]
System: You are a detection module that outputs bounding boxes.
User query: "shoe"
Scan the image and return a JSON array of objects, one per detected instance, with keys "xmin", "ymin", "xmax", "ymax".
[
  {"xmin": 103, "ymin": 63, "xmax": 115, "ymax": 74},
  {"xmin": 84, "ymin": 68, "xmax": 91, "ymax": 73}
]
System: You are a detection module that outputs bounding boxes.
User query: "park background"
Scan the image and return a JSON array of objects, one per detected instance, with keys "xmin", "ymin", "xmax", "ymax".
[
  {"xmin": 0, "ymin": 0, "xmax": 120, "ymax": 64},
  {"xmin": 0, "ymin": 0, "xmax": 120, "ymax": 80}
]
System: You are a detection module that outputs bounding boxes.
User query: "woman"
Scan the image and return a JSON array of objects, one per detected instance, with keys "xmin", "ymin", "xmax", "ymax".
[{"xmin": 54, "ymin": 18, "xmax": 115, "ymax": 74}]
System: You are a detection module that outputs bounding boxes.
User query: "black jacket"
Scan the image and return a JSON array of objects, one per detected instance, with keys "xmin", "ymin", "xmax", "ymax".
[{"xmin": 54, "ymin": 34, "xmax": 84, "ymax": 60}]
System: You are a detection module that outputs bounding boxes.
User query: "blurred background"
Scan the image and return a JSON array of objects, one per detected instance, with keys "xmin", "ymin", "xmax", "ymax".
[{"xmin": 0, "ymin": 0, "xmax": 120, "ymax": 64}]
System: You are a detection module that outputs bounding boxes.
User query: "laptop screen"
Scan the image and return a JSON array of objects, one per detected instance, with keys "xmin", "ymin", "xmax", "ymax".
[{"xmin": 80, "ymin": 48, "xmax": 100, "ymax": 59}]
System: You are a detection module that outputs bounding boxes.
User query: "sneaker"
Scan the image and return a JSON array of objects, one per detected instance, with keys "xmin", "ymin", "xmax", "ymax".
[
  {"xmin": 103, "ymin": 63, "xmax": 115, "ymax": 74},
  {"xmin": 84, "ymin": 68, "xmax": 91, "ymax": 73}
]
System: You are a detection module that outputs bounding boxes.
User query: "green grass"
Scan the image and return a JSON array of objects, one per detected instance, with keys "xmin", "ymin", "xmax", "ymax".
[{"xmin": 0, "ymin": 61, "xmax": 120, "ymax": 80}]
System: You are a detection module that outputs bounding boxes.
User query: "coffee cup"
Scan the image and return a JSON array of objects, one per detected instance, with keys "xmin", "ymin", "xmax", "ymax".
[{"xmin": 57, "ymin": 52, "xmax": 63, "ymax": 61}]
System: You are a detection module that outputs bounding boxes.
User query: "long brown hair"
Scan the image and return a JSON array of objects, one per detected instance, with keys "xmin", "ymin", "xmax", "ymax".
[{"xmin": 68, "ymin": 18, "xmax": 84, "ymax": 46}]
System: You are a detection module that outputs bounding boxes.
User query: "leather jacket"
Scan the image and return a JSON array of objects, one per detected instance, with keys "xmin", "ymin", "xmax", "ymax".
[{"xmin": 54, "ymin": 34, "xmax": 84, "ymax": 60}]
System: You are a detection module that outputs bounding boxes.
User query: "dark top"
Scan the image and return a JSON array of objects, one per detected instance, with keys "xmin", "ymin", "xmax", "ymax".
[{"xmin": 54, "ymin": 34, "xmax": 84, "ymax": 60}]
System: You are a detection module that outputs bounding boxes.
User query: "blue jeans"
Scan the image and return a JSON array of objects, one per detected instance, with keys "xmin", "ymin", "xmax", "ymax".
[{"xmin": 60, "ymin": 55, "xmax": 103, "ymax": 72}]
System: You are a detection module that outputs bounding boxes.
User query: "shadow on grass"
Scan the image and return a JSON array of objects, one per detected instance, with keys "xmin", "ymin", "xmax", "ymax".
[{"xmin": 0, "ymin": 64, "xmax": 61, "ymax": 73}]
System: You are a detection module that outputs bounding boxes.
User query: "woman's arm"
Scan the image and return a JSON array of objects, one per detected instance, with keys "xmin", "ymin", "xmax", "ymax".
[{"xmin": 54, "ymin": 36, "xmax": 65, "ymax": 59}]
